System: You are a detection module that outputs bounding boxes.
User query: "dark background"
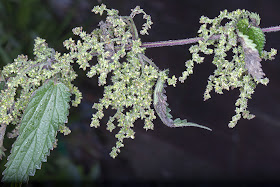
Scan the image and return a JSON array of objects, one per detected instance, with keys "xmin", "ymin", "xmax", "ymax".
[{"xmin": 1, "ymin": 0, "xmax": 280, "ymax": 184}]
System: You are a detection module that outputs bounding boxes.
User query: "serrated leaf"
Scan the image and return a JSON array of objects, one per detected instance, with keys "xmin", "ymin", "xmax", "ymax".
[
  {"xmin": 153, "ymin": 72, "xmax": 211, "ymax": 131},
  {"xmin": 237, "ymin": 18, "xmax": 266, "ymax": 54},
  {"xmin": 238, "ymin": 31, "xmax": 265, "ymax": 80},
  {"xmin": 237, "ymin": 19, "xmax": 249, "ymax": 33},
  {"xmin": 2, "ymin": 80, "xmax": 71, "ymax": 182},
  {"xmin": 247, "ymin": 26, "xmax": 265, "ymax": 54}
]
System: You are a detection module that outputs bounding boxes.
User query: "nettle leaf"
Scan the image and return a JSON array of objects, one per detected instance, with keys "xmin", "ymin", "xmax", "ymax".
[
  {"xmin": 238, "ymin": 31, "xmax": 265, "ymax": 80},
  {"xmin": 246, "ymin": 26, "xmax": 266, "ymax": 54},
  {"xmin": 237, "ymin": 18, "xmax": 266, "ymax": 54},
  {"xmin": 237, "ymin": 18, "xmax": 266, "ymax": 80},
  {"xmin": 2, "ymin": 80, "xmax": 71, "ymax": 182},
  {"xmin": 153, "ymin": 72, "xmax": 211, "ymax": 131}
]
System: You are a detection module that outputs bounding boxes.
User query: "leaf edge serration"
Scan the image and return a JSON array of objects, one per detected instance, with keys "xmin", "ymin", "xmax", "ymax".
[{"xmin": 2, "ymin": 80, "xmax": 71, "ymax": 182}]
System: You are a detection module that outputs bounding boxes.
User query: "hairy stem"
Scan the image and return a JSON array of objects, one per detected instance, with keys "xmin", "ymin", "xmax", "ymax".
[
  {"xmin": 262, "ymin": 25, "xmax": 280, "ymax": 33},
  {"xmin": 141, "ymin": 25, "xmax": 280, "ymax": 48}
]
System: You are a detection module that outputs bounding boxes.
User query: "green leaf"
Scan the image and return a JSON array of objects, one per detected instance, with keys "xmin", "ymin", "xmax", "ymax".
[
  {"xmin": 236, "ymin": 18, "xmax": 249, "ymax": 33},
  {"xmin": 247, "ymin": 26, "xmax": 266, "ymax": 54},
  {"xmin": 237, "ymin": 18, "xmax": 266, "ymax": 54},
  {"xmin": 238, "ymin": 31, "xmax": 265, "ymax": 80},
  {"xmin": 153, "ymin": 71, "xmax": 211, "ymax": 131},
  {"xmin": 2, "ymin": 80, "xmax": 71, "ymax": 182}
]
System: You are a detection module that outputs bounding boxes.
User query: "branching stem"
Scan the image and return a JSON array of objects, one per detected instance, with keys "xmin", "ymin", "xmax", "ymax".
[{"xmin": 141, "ymin": 25, "xmax": 280, "ymax": 48}]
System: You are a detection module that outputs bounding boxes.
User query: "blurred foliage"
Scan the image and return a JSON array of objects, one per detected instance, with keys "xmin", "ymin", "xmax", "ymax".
[
  {"xmin": 0, "ymin": 0, "xmax": 74, "ymax": 68},
  {"xmin": 30, "ymin": 142, "xmax": 101, "ymax": 182}
]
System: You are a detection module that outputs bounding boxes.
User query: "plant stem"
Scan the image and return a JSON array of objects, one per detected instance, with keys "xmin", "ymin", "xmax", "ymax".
[
  {"xmin": 141, "ymin": 25, "xmax": 280, "ymax": 49},
  {"xmin": 262, "ymin": 25, "xmax": 280, "ymax": 33}
]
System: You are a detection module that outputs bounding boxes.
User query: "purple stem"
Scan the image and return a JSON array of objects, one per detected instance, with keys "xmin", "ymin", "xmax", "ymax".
[
  {"xmin": 141, "ymin": 25, "xmax": 280, "ymax": 49},
  {"xmin": 262, "ymin": 25, "xmax": 280, "ymax": 33}
]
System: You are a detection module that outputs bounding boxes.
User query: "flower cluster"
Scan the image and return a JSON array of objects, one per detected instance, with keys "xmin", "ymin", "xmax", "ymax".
[
  {"xmin": 179, "ymin": 9, "xmax": 277, "ymax": 127},
  {"xmin": 0, "ymin": 38, "xmax": 81, "ymax": 152},
  {"xmin": 0, "ymin": 4, "xmax": 278, "ymax": 161},
  {"xmin": 64, "ymin": 4, "xmax": 163, "ymax": 158}
]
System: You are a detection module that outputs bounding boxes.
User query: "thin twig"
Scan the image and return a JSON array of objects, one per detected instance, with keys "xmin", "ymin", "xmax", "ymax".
[{"xmin": 141, "ymin": 25, "xmax": 280, "ymax": 49}]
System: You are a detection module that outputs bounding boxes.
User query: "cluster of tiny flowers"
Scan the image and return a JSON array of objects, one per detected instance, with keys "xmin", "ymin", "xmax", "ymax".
[
  {"xmin": 1, "ymin": 3, "xmax": 278, "ymax": 160},
  {"xmin": 0, "ymin": 38, "xmax": 81, "ymax": 139},
  {"xmin": 180, "ymin": 9, "xmax": 277, "ymax": 127},
  {"xmin": 64, "ymin": 4, "xmax": 164, "ymax": 158}
]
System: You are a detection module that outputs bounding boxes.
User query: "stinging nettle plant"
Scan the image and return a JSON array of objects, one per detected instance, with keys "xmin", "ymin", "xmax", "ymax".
[{"xmin": 0, "ymin": 3, "xmax": 279, "ymax": 182}]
